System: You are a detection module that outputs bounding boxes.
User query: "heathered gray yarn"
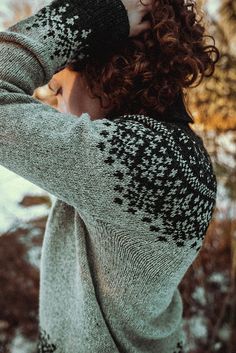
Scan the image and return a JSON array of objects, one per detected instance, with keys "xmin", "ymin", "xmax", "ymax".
[{"xmin": 0, "ymin": 1, "xmax": 217, "ymax": 352}]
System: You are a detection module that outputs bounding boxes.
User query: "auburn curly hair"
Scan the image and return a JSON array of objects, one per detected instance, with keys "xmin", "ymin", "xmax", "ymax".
[{"xmin": 67, "ymin": 0, "xmax": 220, "ymax": 120}]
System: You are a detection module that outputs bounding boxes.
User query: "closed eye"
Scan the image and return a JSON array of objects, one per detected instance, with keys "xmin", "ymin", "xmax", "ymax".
[
  {"xmin": 48, "ymin": 82, "xmax": 63, "ymax": 96},
  {"xmin": 55, "ymin": 87, "xmax": 63, "ymax": 96}
]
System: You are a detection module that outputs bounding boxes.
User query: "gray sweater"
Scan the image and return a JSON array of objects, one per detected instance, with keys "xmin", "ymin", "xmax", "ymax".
[{"xmin": 0, "ymin": 1, "xmax": 217, "ymax": 352}]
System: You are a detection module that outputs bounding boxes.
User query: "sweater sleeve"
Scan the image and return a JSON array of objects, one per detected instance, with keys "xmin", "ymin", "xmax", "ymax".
[{"xmin": 0, "ymin": 0, "xmax": 133, "ymax": 223}]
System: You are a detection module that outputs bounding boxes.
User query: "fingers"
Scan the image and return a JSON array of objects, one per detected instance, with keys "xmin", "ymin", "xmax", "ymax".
[
  {"xmin": 139, "ymin": 0, "xmax": 153, "ymax": 12},
  {"xmin": 138, "ymin": 20, "xmax": 152, "ymax": 32},
  {"xmin": 126, "ymin": 0, "xmax": 153, "ymax": 37},
  {"xmin": 139, "ymin": 5, "xmax": 152, "ymax": 20},
  {"xmin": 131, "ymin": 20, "xmax": 152, "ymax": 37}
]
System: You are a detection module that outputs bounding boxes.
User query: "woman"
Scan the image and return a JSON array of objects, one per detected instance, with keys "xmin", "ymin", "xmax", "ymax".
[{"xmin": 0, "ymin": 0, "xmax": 219, "ymax": 352}]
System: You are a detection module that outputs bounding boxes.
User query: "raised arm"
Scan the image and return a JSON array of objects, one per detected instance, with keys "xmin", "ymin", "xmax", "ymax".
[
  {"xmin": 3, "ymin": 0, "xmax": 131, "ymax": 92},
  {"xmin": 0, "ymin": 0, "xmax": 154, "ymax": 226}
]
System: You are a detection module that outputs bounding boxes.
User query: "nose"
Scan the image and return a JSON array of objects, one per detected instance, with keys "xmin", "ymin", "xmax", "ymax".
[{"xmin": 33, "ymin": 84, "xmax": 58, "ymax": 108}]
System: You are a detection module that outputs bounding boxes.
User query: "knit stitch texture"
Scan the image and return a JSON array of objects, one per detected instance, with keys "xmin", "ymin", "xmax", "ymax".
[{"xmin": 0, "ymin": 1, "xmax": 217, "ymax": 352}]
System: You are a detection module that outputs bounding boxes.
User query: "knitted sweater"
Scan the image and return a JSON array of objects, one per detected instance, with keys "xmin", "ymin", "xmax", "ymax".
[{"xmin": 0, "ymin": 1, "xmax": 217, "ymax": 352}]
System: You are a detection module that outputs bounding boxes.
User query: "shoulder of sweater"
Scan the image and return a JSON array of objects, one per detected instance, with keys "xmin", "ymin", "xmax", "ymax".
[
  {"xmin": 75, "ymin": 114, "xmax": 217, "ymax": 245},
  {"xmin": 88, "ymin": 114, "xmax": 207, "ymax": 158},
  {"xmin": 84, "ymin": 113, "xmax": 215, "ymax": 187}
]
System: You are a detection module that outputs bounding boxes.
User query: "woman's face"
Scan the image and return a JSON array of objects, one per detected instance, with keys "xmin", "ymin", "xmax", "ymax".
[{"xmin": 48, "ymin": 67, "xmax": 113, "ymax": 120}]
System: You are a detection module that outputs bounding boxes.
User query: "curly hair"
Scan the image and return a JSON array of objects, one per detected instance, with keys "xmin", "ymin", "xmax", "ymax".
[{"xmin": 67, "ymin": 0, "xmax": 220, "ymax": 120}]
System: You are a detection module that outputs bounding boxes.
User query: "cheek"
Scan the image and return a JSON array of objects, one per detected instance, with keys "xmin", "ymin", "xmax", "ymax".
[
  {"xmin": 57, "ymin": 95, "xmax": 71, "ymax": 114},
  {"xmin": 56, "ymin": 75, "xmax": 87, "ymax": 116},
  {"xmin": 57, "ymin": 93, "xmax": 85, "ymax": 117},
  {"xmin": 68, "ymin": 86, "xmax": 87, "ymax": 116}
]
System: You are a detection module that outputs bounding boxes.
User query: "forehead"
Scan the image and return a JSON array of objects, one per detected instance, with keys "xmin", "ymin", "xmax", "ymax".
[{"xmin": 53, "ymin": 67, "xmax": 81, "ymax": 82}]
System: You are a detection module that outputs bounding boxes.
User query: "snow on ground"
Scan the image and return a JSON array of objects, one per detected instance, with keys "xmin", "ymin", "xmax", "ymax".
[
  {"xmin": 0, "ymin": 166, "xmax": 52, "ymax": 236},
  {"xmin": 8, "ymin": 329, "xmax": 37, "ymax": 353},
  {"xmin": 192, "ymin": 286, "xmax": 207, "ymax": 306}
]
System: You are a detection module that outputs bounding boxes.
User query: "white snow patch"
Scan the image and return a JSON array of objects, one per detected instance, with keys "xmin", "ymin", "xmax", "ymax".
[
  {"xmin": 25, "ymin": 245, "xmax": 42, "ymax": 269},
  {"xmin": 192, "ymin": 286, "xmax": 207, "ymax": 306},
  {"xmin": 0, "ymin": 167, "xmax": 51, "ymax": 235},
  {"xmin": 9, "ymin": 329, "xmax": 37, "ymax": 353},
  {"xmin": 189, "ymin": 315, "xmax": 208, "ymax": 339},
  {"xmin": 208, "ymin": 272, "xmax": 227, "ymax": 284},
  {"xmin": 218, "ymin": 323, "xmax": 231, "ymax": 342}
]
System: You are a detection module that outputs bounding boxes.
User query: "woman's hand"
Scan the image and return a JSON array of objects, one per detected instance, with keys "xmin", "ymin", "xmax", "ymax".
[{"xmin": 122, "ymin": 0, "xmax": 153, "ymax": 37}]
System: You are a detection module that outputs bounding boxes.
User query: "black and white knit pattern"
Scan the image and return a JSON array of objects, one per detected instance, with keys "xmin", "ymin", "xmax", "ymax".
[
  {"xmin": 23, "ymin": 2, "xmax": 92, "ymax": 69},
  {"xmin": 96, "ymin": 114, "xmax": 217, "ymax": 251},
  {"xmin": 8, "ymin": 0, "xmax": 130, "ymax": 75},
  {"xmin": 36, "ymin": 327, "xmax": 185, "ymax": 353},
  {"xmin": 37, "ymin": 327, "xmax": 57, "ymax": 353},
  {"xmin": 174, "ymin": 340, "xmax": 184, "ymax": 353},
  {"xmin": 0, "ymin": 0, "xmax": 217, "ymax": 351}
]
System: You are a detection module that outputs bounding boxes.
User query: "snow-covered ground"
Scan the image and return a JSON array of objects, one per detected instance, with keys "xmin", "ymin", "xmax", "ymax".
[
  {"xmin": 9, "ymin": 329, "xmax": 37, "ymax": 353},
  {"xmin": 0, "ymin": 166, "xmax": 53, "ymax": 236}
]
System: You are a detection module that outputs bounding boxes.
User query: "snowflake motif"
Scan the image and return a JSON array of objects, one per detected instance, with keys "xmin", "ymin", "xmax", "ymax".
[
  {"xmin": 95, "ymin": 114, "xmax": 217, "ymax": 250},
  {"xmin": 154, "ymin": 134, "xmax": 162, "ymax": 142},
  {"xmin": 160, "ymin": 146, "xmax": 167, "ymax": 154},
  {"xmin": 169, "ymin": 169, "xmax": 178, "ymax": 178},
  {"xmin": 173, "ymin": 340, "xmax": 184, "ymax": 353},
  {"xmin": 23, "ymin": 1, "xmax": 93, "ymax": 68},
  {"xmin": 78, "ymin": 53, "xmax": 85, "ymax": 59},
  {"xmin": 175, "ymin": 179, "xmax": 183, "ymax": 187},
  {"xmin": 66, "ymin": 17, "xmax": 75, "ymax": 25},
  {"xmin": 157, "ymin": 189, "xmax": 165, "ymax": 197},
  {"xmin": 166, "ymin": 156, "xmax": 173, "ymax": 164},
  {"xmin": 58, "ymin": 5, "xmax": 67, "ymax": 13},
  {"xmin": 81, "ymin": 29, "xmax": 92, "ymax": 39}
]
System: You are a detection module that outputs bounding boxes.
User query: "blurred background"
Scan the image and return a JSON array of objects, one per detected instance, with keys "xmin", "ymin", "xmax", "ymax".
[{"xmin": 0, "ymin": 0, "xmax": 235, "ymax": 352}]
